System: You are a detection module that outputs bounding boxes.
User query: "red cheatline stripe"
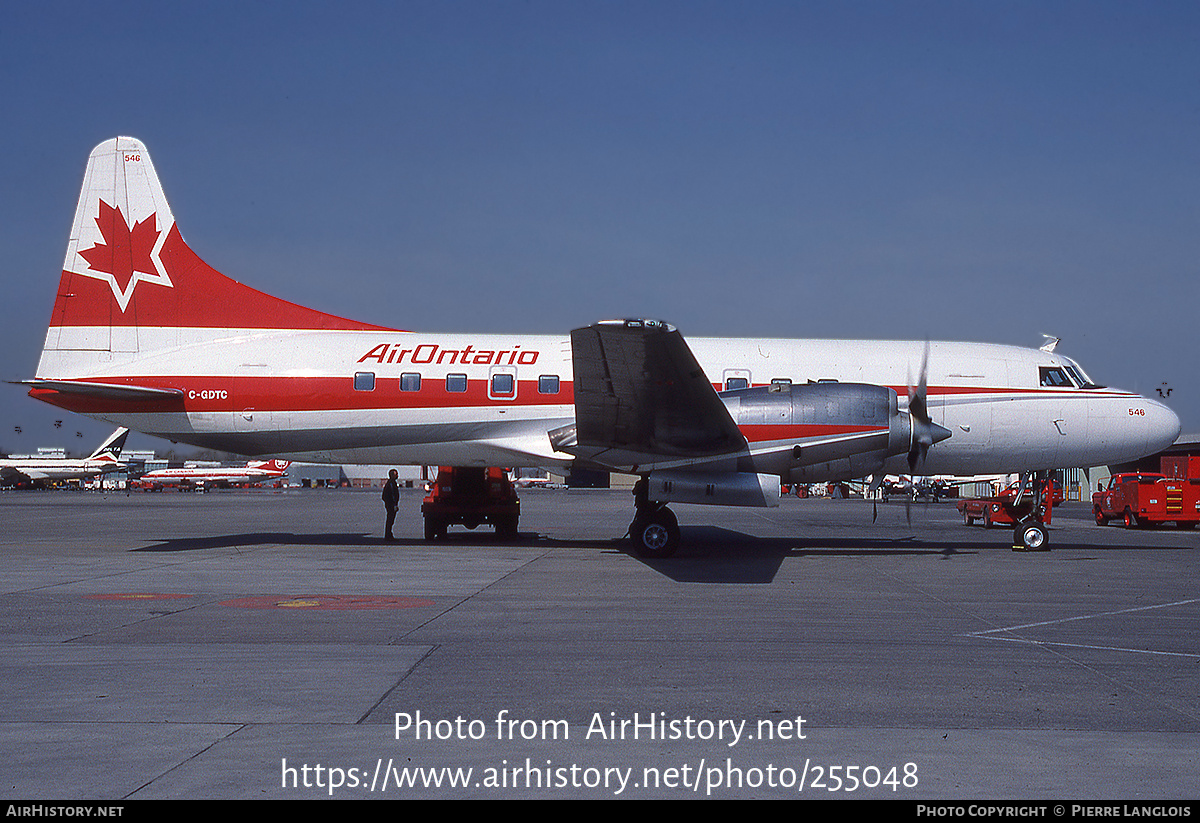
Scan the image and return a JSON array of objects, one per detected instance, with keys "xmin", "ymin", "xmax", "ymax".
[{"xmin": 739, "ymin": 424, "xmax": 885, "ymax": 444}]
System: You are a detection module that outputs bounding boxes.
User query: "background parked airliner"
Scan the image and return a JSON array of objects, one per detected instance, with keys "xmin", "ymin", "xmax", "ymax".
[
  {"xmin": 20, "ymin": 138, "xmax": 1180, "ymax": 552},
  {"xmin": 0, "ymin": 427, "xmax": 128, "ymax": 488},
  {"xmin": 134, "ymin": 459, "xmax": 291, "ymax": 489}
]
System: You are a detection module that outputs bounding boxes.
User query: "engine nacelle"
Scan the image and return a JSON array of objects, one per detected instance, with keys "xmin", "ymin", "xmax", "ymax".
[
  {"xmin": 646, "ymin": 470, "xmax": 781, "ymax": 508},
  {"xmin": 721, "ymin": 382, "xmax": 915, "ymax": 482}
]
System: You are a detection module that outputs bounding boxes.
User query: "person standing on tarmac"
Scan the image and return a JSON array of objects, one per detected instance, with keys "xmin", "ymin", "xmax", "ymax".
[{"xmin": 382, "ymin": 469, "xmax": 400, "ymax": 541}]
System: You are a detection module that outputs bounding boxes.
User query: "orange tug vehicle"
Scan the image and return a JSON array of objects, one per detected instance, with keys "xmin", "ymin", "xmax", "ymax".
[
  {"xmin": 1092, "ymin": 457, "xmax": 1200, "ymax": 530},
  {"xmin": 421, "ymin": 466, "xmax": 520, "ymax": 541}
]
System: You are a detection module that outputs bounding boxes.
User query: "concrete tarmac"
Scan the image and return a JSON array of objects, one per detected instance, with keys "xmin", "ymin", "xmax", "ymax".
[{"xmin": 1, "ymin": 488, "xmax": 1197, "ymax": 800}]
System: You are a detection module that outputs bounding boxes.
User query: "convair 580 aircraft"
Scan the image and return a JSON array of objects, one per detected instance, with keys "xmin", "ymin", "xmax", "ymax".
[{"xmin": 21, "ymin": 138, "xmax": 1180, "ymax": 553}]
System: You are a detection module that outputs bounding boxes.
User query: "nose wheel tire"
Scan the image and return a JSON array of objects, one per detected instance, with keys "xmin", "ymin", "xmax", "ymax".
[
  {"xmin": 631, "ymin": 507, "xmax": 680, "ymax": 558},
  {"xmin": 1013, "ymin": 522, "xmax": 1049, "ymax": 552}
]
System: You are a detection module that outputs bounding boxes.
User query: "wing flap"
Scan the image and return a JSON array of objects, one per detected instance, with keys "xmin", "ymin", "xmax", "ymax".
[{"xmin": 564, "ymin": 320, "xmax": 745, "ymax": 467}]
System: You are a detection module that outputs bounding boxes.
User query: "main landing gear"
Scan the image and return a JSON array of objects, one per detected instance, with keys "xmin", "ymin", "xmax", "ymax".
[
  {"xmin": 1012, "ymin": 471, "xmax": 1055, "ymax": 552},
  {"xmin": 629, "ymin": 477, "xmax": 681, "ymax": 558}
]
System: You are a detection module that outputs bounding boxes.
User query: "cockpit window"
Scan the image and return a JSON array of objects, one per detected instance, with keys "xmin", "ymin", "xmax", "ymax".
[
  {"xmin": 1063, "ymin": 359, "xmax": 1103, "ymax": 389},
  {"xmin": 1039, "ymin": 367, "xmax": 1073, "ymax": 387}
]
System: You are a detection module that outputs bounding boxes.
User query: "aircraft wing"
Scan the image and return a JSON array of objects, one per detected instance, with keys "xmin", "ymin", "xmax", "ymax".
[{"xmin": 551, "ymin": 320, "xmax": 746, "ymax": 470}]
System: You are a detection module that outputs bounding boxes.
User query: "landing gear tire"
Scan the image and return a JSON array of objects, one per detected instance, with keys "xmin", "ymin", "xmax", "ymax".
[
  {"xmin": 1013, "ymin": 522, "xmax": 1049, "ymax": 552},
  {"xmin": 496, "ymin": 514, "xmax": 519, "ymax": 540},
  {"xmin": 424, "ymin": 516, "xmax": 445, "ymax": 541},
  {"xmin": 631, "ymin": 507, "xmax": 680, "ymax": 559}
]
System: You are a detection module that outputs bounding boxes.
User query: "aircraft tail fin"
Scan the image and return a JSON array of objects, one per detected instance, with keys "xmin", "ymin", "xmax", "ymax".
[
  {"xmin": 249, "ymin": 459, "xmax": 291, "ymax": 472},
  {"xmin": 37, "ymin": 137, "xmax": 393, "ymax": 383},
  {"xmin": 88, "ymin": 427, "xmax": 129, "ymax": 463}
]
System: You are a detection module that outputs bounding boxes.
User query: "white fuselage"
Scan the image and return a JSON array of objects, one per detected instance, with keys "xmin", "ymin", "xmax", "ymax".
[
  {"xmin": 37, "ymin": 326, "xmax": 1180, "ymax": 478},
  {"xmin": 138, "ymin": 467, "xmax": 286, "ymax": 486}
]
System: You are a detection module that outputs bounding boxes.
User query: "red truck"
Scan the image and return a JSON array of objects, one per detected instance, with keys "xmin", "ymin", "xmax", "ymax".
[
  {"xmin": 1092, "ymin": 457, "xmax": 1200, "ymax": 529},
  {"xmin": 421, "ymin": 466, "xmax": 520, "ymax": 540}
]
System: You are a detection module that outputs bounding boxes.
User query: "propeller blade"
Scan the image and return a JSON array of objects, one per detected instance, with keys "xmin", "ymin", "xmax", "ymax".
[{"xmin": 907, "ymin": 341, "xmax": 951, "ymax": 472}]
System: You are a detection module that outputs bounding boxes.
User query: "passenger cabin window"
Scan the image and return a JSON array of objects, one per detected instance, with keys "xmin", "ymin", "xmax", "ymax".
[
  {"xmin": 724, "ymin": 377, "xmax": 749, "ymax": 391},
  {"xmin": 538, "ymin": 375, "xmax": 560, "ymax": 394},
  {"xmin": 446, "ymin": 374, "xmax": 467, "ymax": 393},
  {"xmin": 400, "ymin": 373, "xmax": 421, "ymax": 392},
  {"xmin": 490, "ymin": 372, "xmax": 515, "ymax": 399},
  {"xmin": 354, "ymin": 372, "xmax": 376, "ymax": 391},
  {"xmin": 768, "ymin": 378, "xmax": 792, "ymax": 393},
  {"xmin": 1039, "ymin": 367, "xmax": 1073, "ymax": 388}
]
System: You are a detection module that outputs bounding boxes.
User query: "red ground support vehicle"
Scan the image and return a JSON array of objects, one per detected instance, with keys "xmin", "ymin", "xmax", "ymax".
[
  {"xmin": 421, "ymin": 466, "xmax": 520, "ymax": 540},
  {"xmin": 957, "ymin": 496, "xmax": 1019, "ymax": 529},
  {"xmin": 957, "ymin": 479, "xmax": 1063, "ymax": 529},
  {"xmin": 1162, "ymin": 456, "xmax": 1200, "ymax": 482},
  {"xmin": 1092, "ymin": 459, "xmax": 1200, "ymax": 529},
  {"xmin": 1000, "ymin": 478, "xmax": 1065, "ymax": 506}
]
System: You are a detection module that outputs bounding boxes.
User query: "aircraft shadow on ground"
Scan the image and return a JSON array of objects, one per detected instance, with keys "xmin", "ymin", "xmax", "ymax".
[
  {"xmin": 133, "ymin": 532, "xmax": 379, "ymax": 552},
  {"xmin": 132, "ymin": 527, "xmax": 1187, "ymax": 587},
  {"xmin": 626, "ymin": 526, "xmax": 979, "ymax": 584},
  {"xmin": 542, "ymin": 526, "xmax": 1189, "ymax": 584},
  {"xmin": 132, "ymin": 530, "xmax": 609, "ymax": 552},
  {"xmin": 523, "ymin": 526, "xmax": 984, "ymax": 584}
]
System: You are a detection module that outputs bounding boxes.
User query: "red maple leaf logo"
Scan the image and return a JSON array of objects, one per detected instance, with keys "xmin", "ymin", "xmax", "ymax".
[{"xmin": 79, "ymin": 200, "xmax": 161, "ymax": 292}]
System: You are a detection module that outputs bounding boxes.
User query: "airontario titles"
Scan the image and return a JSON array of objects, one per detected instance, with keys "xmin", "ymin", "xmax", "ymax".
[{"xmin": 357, "ymin": 342, "xmax": 540, "ymax": 366}]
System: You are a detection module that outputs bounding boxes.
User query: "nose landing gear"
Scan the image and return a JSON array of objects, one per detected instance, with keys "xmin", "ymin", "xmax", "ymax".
[
  {"xmin": 1014, "ymin": 520, "xmax": 1049, "ymax": 552},
  {"xmin": 1012, "ymin": 471, "xmax": 1055, "ymax": 552}
]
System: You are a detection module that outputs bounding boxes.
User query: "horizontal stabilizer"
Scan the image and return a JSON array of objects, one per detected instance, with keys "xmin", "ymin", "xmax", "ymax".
[{"xmin": 16, "ymin": 380, "xmax": 183, "ymax": 402}]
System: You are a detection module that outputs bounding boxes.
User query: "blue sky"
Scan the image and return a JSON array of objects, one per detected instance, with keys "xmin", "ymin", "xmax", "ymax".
[{"xmin": 2, "ymin": 1, "xmax": 1197, "ymax": 455}]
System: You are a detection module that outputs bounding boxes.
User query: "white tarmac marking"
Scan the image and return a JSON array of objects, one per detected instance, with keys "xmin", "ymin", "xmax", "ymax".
[{"xmin": 963, "ymin": 597, "xmax": 1200, "ymax": 659}]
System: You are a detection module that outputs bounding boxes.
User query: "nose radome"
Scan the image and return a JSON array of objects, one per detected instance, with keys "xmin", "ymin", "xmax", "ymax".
[{"xmin": 1144, "ymin": 397, "xmax": 1182, "ymax": 454}]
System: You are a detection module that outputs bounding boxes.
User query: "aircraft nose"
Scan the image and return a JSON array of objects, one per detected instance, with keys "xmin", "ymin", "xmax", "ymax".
[{"xmin": 1143, "ymin": 396, "xmax": 1182, "ymax": 454}]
